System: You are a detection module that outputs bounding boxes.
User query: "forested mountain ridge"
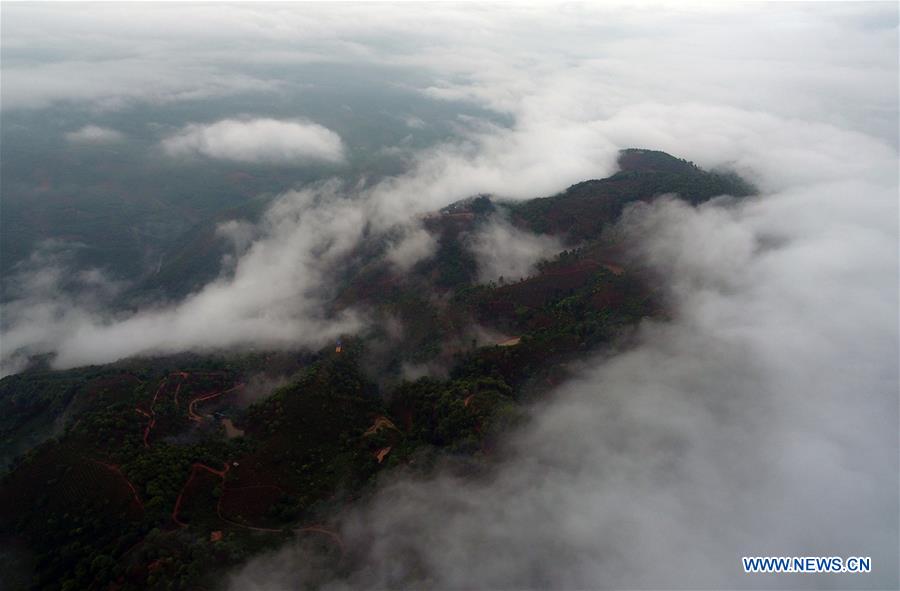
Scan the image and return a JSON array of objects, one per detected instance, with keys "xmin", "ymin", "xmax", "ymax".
[{"xmin": 0, "ymin": 150, "xmax": 754, "ymax": 590}]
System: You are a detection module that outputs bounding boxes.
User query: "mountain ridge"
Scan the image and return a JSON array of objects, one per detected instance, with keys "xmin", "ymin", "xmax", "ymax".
[{"xmin": 0, "ymin": 149, "xmax": 755, "ymax": 590}]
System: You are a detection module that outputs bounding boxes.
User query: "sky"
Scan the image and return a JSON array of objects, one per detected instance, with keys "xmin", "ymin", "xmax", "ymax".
[{"xmin": 1, "ymin": 2, "xmax": 898, "ymax": 588}]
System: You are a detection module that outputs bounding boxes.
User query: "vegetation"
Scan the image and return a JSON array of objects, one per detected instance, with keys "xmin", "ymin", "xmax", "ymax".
[
  {"xmin": 512, "ymin": 149, "xmax": 754, "ymax": 239},
  {"xmin": 0, "ymin": 150, "xmax": 754, "ymax": 589}
]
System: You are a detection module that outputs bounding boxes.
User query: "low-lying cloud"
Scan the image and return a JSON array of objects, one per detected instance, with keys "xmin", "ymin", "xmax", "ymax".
[
  {"xmin": 468, "ymin": 216, "xmax": 563, "ymax": 283},
  {"xmin": 230, "ymin": 175, "xmax": 899, "ymax": 591},
  {"xmin": 161, "ymin": 118, "xmax": 345, "ymax": 164},
  {"xmin": 1, "ymin": 184, "xmax": 364, "ymax": 373},
  {"xmin": 0, "ymin": 5, "xmax": 896, "ymax": 587},
  {"xmin": 384, "ymin": 226, "xmax": 438, "ymax": 273}
]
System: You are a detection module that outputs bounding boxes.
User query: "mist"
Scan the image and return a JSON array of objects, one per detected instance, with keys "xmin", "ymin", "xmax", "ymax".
[
  {"xmin": 161, "ymin": 118, "xmax": 346, "ymax": 164},
  {"xmin": 469, "ymin": 216, "xmax": 564, "ymax": 283},
  {"xmin": 64, "ymin": 125, "xmax": 125, "ymax": 144},
  {"xmin": 230, "ymin": 172, "xmax": 899, "ymax": 590},
  {"xmin": 1, "ymin": 3, "xmax": 897, "ymax": 588},
  {"xmin": 1, "ymin": 184, "xmax": 367, "ymax": 373},
  {"xmin": 3, "ymin": 3, "xmax": 897, "ymax": 376}
]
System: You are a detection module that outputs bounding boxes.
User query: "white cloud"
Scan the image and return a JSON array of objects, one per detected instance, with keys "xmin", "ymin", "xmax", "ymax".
[
  {"xmin": 0, "ymin": 5, "xmax": 897, "ymax": 586},
  {"xmin": 403, "ymin": 115, "xmax": 426, "ymax": 129},
  {"xmin": 216, "ymin": 219, "xmax": 257, "ymax": 254},
  {"xmin": 384, "ymin": 225, "xmax": 437, "ymax": 272},
  {"xmin": 0, "ymin": 183, "xmax": 364, "ymax": 372},
  {"xmin": 215, "ymin": 5, "xmax": 893, "ymax": 588},
  {"xmin": 161, "ymin": 118, "xmax": 345, "ymax": 164},
  {"xmin": 3, "ymin": 3, "xmax": 896, "ymax": 148},
  {"xmin": 0, "ymin": 55, "xmax": 284, "ymax": 111},
  {"xmin": 231, "ymin": 156, "xmax": 899, "ymax": 591},
  {"xmin": 468, "ymin": 217, "xmax": 563, "ymax": 283},
  {"xmin": 64, "ymin": 125, "xmax": 124, "ymax": 144}
]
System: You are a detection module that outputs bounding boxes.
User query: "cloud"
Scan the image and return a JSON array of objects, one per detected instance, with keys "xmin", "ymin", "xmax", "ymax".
[
  {"xmin": 0, "ymin": 241, "xmax": 124, "ymax": 375},
  {"xmin": 216, "ymin": 219, "xmax": 257, "ymax": 255},
  {"xmin": 214, "ymin": 5, "xmax": 893, "ymax": 587},
  {"xmin": 0, "ymin": 5, "xmax": 897, "ymax": 587},
  {"xmin": 0, "ymin": 55, "xmax": 284, "ymax": 111},
  {"xmin": 161, "ymin": 118, "xmax": 345, "ymax": 164},
  {"xmin": 384, "ymin": 226, "xmax": 437, "ymax": 272},
  {"xmin": 230, "ymin": 169, "xmax": 899, "ymax": 591},
  {"xmin": 468, "ymin": 216, "xmax": 563, "ymax": 283},
  {"xmin": 3, "ymin": 3, "xmax": 896, "ymax": 151},
  {"xmin": 403, "ymin": 115, "xmax": 426, "ymax": 129},
  {"xmin": 0, "ymin": 184, "xmax": 364, "ymax": 373},
  {"xmin": 64, "ymin": 125, "xmax": 124, "ymax": 144}
]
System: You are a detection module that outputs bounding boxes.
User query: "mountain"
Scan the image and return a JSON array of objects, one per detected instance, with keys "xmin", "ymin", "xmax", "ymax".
[
  {"xmin": 0, "ymin": 150, "xmax": 754, "ymax": 590},
  {"xmin": 512, "ymin": 148, "xmax": 752, "ymax": 239}
]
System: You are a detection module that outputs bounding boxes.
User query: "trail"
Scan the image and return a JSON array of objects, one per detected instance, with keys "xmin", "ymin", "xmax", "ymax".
[
  {"xmin": 168, "ymin": 377, "xmax": 339, "ymax": 545},
  {"xmin": 171, "ymin": 371, "xmax": 190, "ymax": 408},
  {"xmin": 150, "ymin": 378, "xmax": 166, "ymax": 406},
  {"xmin": 137, "ymin": 372, "xmax": 191, "ymax": 448},
  {"xmin": 172, "ymin": 462, "xmax": 230, "ymax": 528},
  {"xmin": 218, "ymin": 483, "xmax": 288, "ymax": 532},
  {"xmin": 170, "ymin": 463, "xmax": 345, "ymax": 555},
  {"xmin": 171, "ymin": 462, "xmax": 284, "ymax": 533},
  {"xmin": 294, "ymin": 525, "xmax": 345, "ymax": 555},
  {"xmin": 217, "ymin": 514, "xmax": 283, "ymax": 533},
  {"xmin": 188, "ymin": 383, "xmax": 245, "ymax": 422},
  {"xmin": 142, "ymin": 417, "xmax": 156, "ymax": 448},
  {"xmin": 225, "ymin": 484, "xmax": 286, "ymax": 494},
  {"xmin": 136, "ymin": 371, "xmax": 250, "ymax": 446},
  {"xmin": 363, "ymin": 415, "xmax": 398, "ymax": 437},
  {"xmin": 136, "ymin": 378, "xmax": 168, "ymax": 448},
  {"xmin": 88, "ymin": 458, "xmax": 144, "ymax": 512}
]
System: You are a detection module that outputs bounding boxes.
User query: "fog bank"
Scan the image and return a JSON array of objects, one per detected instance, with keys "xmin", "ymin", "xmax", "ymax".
[
  {"xmin": 2, "ymin": 3, "xmax": 896, "ymax": 376},
  {"xmin": 231, "ymin": 180, "xmax": 899, "ymax": 590}
]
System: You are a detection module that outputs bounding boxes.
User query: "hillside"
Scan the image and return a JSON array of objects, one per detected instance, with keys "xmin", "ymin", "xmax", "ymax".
[
  {"xmin": 512, "ymin": 149, "xmax": 753, "ymax": 239},
  {"xmin": 0, "ymin": 150, "xmax": 755, "ymax": 590}
]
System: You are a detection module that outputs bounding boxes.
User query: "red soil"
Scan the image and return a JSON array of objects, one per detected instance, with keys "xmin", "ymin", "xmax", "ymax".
[
  {"xmin": 363, "ymin": 415, "xmax": 398, "ymax": 437},
  {"xmin": 294, "ymin": 525, "xmax": 345, "ymax": 555},
  {"xmin": 170, "ymin": 463, "xmax": 344, "ymax": 556},
  {"xmin": 172, "ymin": 462, "xmax": 283, "ymax": 533},
  {"xmin": 187, "ymin": 383, "xmax": 245, "ymax": 422},
  {"xmin": 374, "ymin": 446, "xmax": 392, "ymax": 463},
  {"xmin": 138, "ymin": 372, "xmax": 192, "ymax": 448},
  {"xmin": 88, "ymin": 459, "xmax": 144, "ymax": 513},
  {"xmin": 172, "ymin": 462, "xmax": 230, "ymax": 528}
]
